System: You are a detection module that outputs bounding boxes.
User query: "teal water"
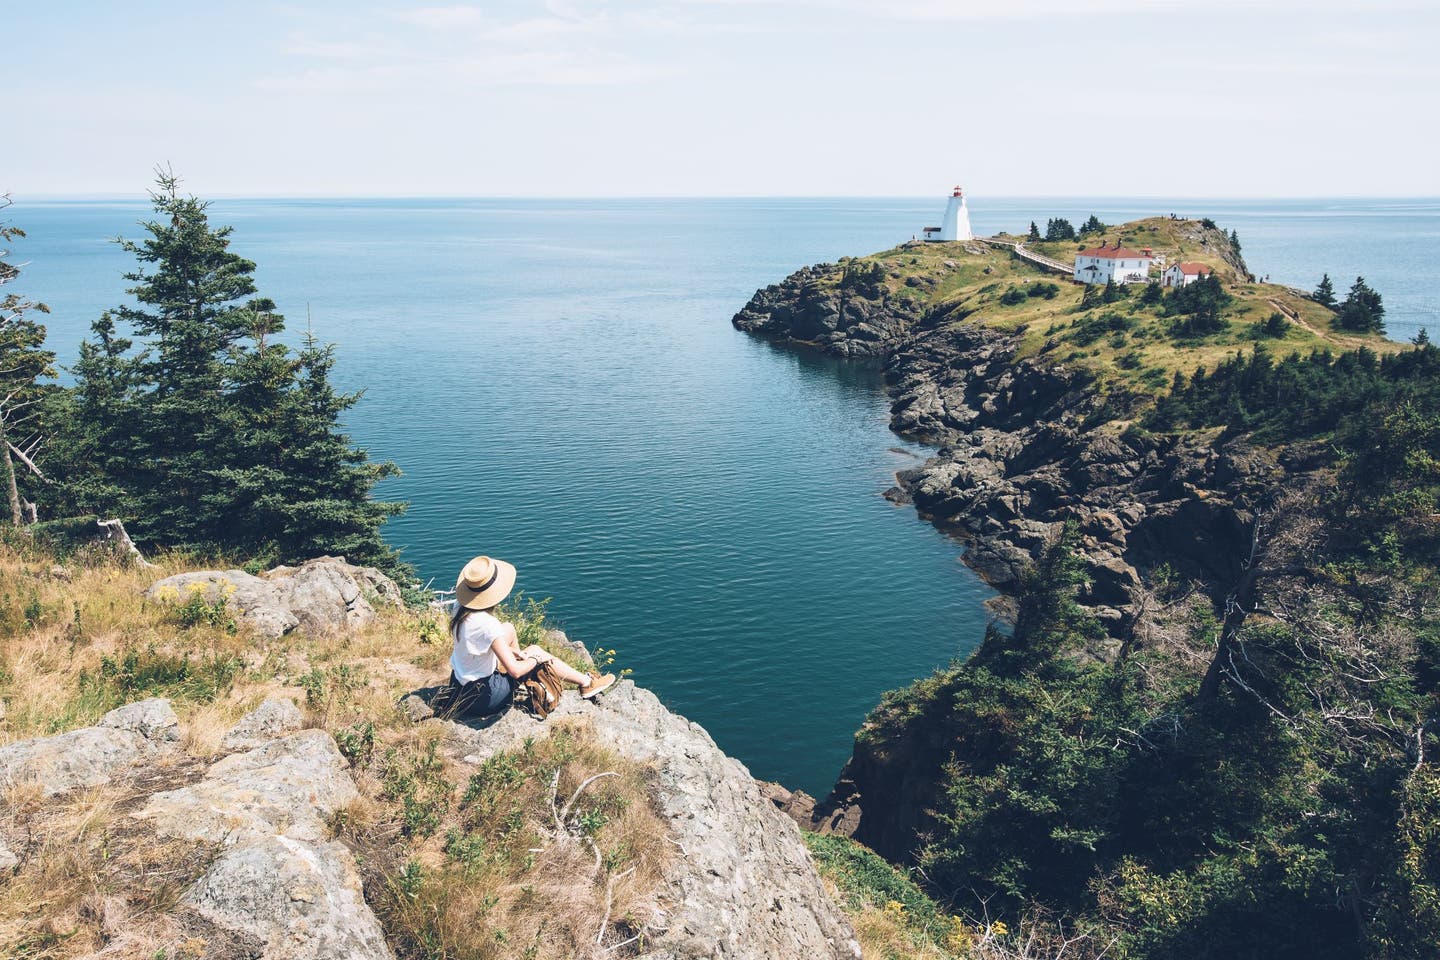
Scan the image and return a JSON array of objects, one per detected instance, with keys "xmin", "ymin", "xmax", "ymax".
[{"xmin": 11, "ymin": 197, "xmax": 1440, "ymax": 792}]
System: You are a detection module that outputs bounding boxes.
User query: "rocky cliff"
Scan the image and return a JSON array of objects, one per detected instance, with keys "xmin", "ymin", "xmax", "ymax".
[
  {"xmin": 730, "ymin": 220, "xmax": 1394, "ymax": 861},
  {"xmin": 0, "ymin": 553, "xmax": 860, "ymax": 960},
  {"xmin": 734, "ymin": 243, "xmax": 1280, "ymax": 645}
]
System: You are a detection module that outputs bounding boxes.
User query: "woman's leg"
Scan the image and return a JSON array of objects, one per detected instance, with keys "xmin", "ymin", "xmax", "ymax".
[{"xmin": 521, "ymin": 645, "xmax": 591, "ymax": 686}]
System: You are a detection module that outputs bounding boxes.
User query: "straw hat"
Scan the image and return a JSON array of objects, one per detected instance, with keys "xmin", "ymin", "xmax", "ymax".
[{"xmin": 454, "ymin": 555, "xmax": 517, "ymax": 611}]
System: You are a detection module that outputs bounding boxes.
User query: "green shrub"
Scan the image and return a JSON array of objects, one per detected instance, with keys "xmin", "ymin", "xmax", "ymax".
[
  {"xmin": 1072, "ymin": 311, "xmax": 1134, "ymax": 347},
  {"xmin": 173, "ymin": 589, "xmax": 237, "ymax": 632},
  {"xmin": 381, "ymin": 740, "xmax": 453, "ymax": 837},
  {"xmin": 336, "ymin": 721, "xmax": 376, "ymax": 765},
  {"xmin": 76, "ymin": 643, "xmax": 242, "ymax": 713},
  {"xmin": 298, "ymin": 662, "xmax": 365, "ymax": 721},
  {"xmin": 805, "ymin": 832, "xmax": 958, "ymax": 953}
]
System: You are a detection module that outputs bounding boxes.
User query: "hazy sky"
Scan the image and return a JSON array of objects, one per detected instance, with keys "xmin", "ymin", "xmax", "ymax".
[{"xmin": 9, "ymin": 0, "xmax": 1438, "ymax": 197}]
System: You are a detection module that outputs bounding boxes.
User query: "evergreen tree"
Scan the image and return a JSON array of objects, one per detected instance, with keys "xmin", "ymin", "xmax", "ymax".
[
  {"xmin": 1336, "ymin": 276, "xmax": 1385, "ymax": 334},
  {"xmin": 1101, "ymin": 277, "xmax": 1121, "ymax": 303},
  {"xmin": 1079, "ymin": 214, "xmax": 1106, "ymax": 236},
  {"xmin": 263, "ymin": 331, "xmax": 403, "ymax": 565},
  {"xmin": 1414, "ymin": 328, "xmax": 1431, "ymax": 347},
  {"xmin": 1229, "ymin": 228, "xmax": 1242, "ymax": 253},
  {"xmin": 0, "ymin": 195, "xmax": 57, "ymax": 525},
  {"xmin": 1315, "ymin": 273, "xmax": 1337, "ymax": 308},
  {"xmin": 65, "ymin": 171, "xmax": 407, "ymax": 575},
  {"xmin": 1165, "ymin": 273, "xmax": 1231, "ymax": 336},
  {"xmin": 1027, "ymin": 221, "xmax": 1041, "ymax": 242},
  {"xmin": 1045, "ymin": 217, "xmax": 1076, "ymax": 242},
  {"xmin": 1141, "ymin": 280, "xmax": 1163, "ymax": 305},
  {"xmin": 1263, "ymin": 311, "xmax": 1289, "ymax": 338},
  {"xmin": 49, "ymin": 313, "xmax": 142, "ymax": 517}
]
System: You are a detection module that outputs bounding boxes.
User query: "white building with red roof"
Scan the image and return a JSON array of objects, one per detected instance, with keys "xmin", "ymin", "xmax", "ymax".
[
  {"xmin": 1162, "ymin": 261, "xmax": 1214, "ymax": 288},
  {"xmin": 1072, "ymin": 240, "xmax": 1154, "ymax": 285}
]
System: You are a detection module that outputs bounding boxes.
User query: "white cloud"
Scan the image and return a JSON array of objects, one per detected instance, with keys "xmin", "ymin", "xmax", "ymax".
[
  {"xmin": 394, "ymin": 5, "xmax": 490, "ymax": 29},
  {"xmin": 281, "ymin": 36, "xmax": 401, "ymax": 60},
  {"xmin": 274, "ymin": 2, "xmax": 665, "ymax": 89}
]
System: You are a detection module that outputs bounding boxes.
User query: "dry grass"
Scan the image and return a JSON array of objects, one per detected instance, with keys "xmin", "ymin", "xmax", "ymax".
[
  {"xmin": 0, "ymin": 778, "xmax": 215, "ymax": 959},
  {"xmin": 1, "ymin": 536, "xmax": 667, "ymax": 959},
  {"xmin": 351, "ymin": 721, "xmax": 670, "ymax": 960}
]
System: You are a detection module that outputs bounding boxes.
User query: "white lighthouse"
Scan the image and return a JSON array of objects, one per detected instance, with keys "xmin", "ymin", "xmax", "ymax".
[{"xmin": 922, "ymin": 186, "xmax": 973, "ymax": 243}]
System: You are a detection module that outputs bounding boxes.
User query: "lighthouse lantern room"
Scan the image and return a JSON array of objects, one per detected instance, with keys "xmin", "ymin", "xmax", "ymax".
[{"xmin": 922, "ymin": 186, "xmax": 973, "ymax": 243}]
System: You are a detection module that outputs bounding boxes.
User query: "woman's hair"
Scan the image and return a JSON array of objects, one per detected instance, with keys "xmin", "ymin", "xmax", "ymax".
[
  {"xmin": 449, "ymin": 603, "xmax": 496, "ymax": 636},
  {"xmin": 450, "ymin": 604, "xmax": 469, "ymax": 635}
]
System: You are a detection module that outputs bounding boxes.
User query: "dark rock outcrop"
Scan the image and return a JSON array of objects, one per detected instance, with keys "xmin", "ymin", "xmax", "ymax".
[
  {"xmin": 732, "ymin": 263, "xmax": 926, "ymax": 357},
  {"xmin": 735, "ymin": 257, "xmax": 1315, "ymax": 855}
]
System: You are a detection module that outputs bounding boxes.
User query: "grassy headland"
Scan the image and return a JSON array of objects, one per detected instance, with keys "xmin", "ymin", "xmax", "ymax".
[{"xmin": 817, "ymin": 216, "xmax": 1392, "ymax": 405}]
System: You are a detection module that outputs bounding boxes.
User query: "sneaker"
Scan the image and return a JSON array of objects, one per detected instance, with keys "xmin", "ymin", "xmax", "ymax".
[{"xmin": 580, "ymin": 673, "xmax": 616, "ymax": 699}]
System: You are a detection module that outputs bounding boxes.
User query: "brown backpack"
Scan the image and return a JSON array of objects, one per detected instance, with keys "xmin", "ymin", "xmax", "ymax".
[{"xmin": 517, "ymin": 661, "xmax": 566, "ymax": 720}]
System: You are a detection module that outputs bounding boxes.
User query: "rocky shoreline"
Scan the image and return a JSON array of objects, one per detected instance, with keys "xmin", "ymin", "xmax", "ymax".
[
  {"xmin": 735, "ymin": 258, "xmax": 1285, "ymax": 638},
  {"xmin": 734, "ymin": 253, "xmax": 1318, "ymax": 847}
]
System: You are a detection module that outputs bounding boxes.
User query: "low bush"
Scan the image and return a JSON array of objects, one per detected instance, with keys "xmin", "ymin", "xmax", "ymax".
[
  {"xmin": 370, "ymin": 725, "xmax": 669, "ymax": 959},
  {"xmin": 75, "ymin": 643, "xmax": 242, "ymax": 715}
]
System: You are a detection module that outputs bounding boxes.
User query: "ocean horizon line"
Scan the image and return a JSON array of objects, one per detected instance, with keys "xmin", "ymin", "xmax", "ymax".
[{"xmin": 15, "ymin": 192, "xmax": 1440, "ymax": 204}]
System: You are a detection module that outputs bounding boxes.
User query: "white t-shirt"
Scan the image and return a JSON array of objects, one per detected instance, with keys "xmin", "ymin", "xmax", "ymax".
[{"xmin": 450, "ymin": 608, "xmax": 507, "ymax": 684}]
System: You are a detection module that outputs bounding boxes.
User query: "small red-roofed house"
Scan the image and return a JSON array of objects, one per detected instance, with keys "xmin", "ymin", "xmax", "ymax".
[
  {"xmin": 1072, "ymin": 241, "xmax": 1154, "ymax": 285},
  {"xmin": 1162, "ymin": 261, "xmax": 1215, "ymax": 288}
]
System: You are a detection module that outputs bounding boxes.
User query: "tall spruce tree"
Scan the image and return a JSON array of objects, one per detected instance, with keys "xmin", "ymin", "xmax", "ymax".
[
  {"xmin": 1045, "ymin": 217, "xmax": 1077, "ymax": 242},
  {"xmin": 50, "ymin": 312, "xmax": 142, "ymax": 516},
  {"xmin": 0, "ymin": 195, "xmax": 57, "ymax": 525},
  {"xmin": 1027, "ymin": 221, "xmax": 1041, "ymax": 241},
  {"xmin": 65, "ymin": 171, "xmax": 407, "ymax": 575},
  {"xmin": 1315, "ymin": 273, "xmax": 1337, "ymax": 308},
  {"xmin": 1337, "ymin": 276, "xmax": 1385, "ymax": 334}
]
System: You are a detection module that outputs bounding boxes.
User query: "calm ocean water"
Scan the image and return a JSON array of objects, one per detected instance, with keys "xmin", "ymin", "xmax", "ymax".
[{"xmin": 11, "ymin": 197, "xmax": 1440, "ymax": 792}]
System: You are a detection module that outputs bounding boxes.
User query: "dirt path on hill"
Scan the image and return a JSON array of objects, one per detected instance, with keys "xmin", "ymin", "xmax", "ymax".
[{"xmin": 1265, "ymin": 296, "xmax": 1375, "ymax": 350}]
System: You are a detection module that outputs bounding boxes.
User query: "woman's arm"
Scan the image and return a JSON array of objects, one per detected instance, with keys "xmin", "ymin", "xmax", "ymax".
[{"xmin": 492, "ymin": 624, "xmax": 545, "ymax": 677}]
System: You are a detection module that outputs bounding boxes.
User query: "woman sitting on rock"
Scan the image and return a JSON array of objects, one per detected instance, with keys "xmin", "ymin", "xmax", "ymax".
[{"xmin": 439, "ymin": 554, "xmax": 614, "ymax": 718}]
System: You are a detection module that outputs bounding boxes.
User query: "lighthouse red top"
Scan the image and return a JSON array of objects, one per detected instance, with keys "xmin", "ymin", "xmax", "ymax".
[{"xmin": 952, "ymin": 186, "xmax": 964, "ymax": 197}]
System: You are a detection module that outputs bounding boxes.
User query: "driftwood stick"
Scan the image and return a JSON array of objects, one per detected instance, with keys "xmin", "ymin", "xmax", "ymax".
[
  {"xmin": 597, "ymin": 864, "xmax": 638, "ymax": 945},
  {"xmin": 560, "ymin": 771, "xmax": 619, "ymax": 826}
]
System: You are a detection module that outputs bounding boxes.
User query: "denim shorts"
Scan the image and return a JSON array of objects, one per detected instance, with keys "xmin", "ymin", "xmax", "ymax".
[{"xmin": 436, "ymin": 670, "xmax": 514, "ymax": 719}]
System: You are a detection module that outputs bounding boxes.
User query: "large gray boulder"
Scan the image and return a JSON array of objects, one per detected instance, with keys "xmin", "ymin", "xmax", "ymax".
[
  {"xmin": 144, "ymin": 569, "xmax": 300, "ymax": 639},
  {"xmin": 0, "ymin": 699, "xmax": 178, "ymax": 796},
  {"xmin": 439, "ymin": 682, "xmax": 861, "ymax": 960},
  {"xmin": 222, "ymin": 696, "xmax": 304, "ymax": 750},
  {"xmin": 184, "ymin": 835, "xmax": 392, "ymax": 960},
  {"xmin": 135, "ymin": 729, "xmax": 358, "ymax": 844},
  {"xmin": 266, "ymin": 556, "xmax": 403, "ymax": 634},
  {"xmin": 98, "ymin": 696, "xmax": 181, "ymax": 742},
  {"xmin": 135, "ymin": 727, "xmax": 392, "ymax": 958},
  {"xmin": 146, "ymin": 556, "xmax": 403, "ymax": 639}
]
